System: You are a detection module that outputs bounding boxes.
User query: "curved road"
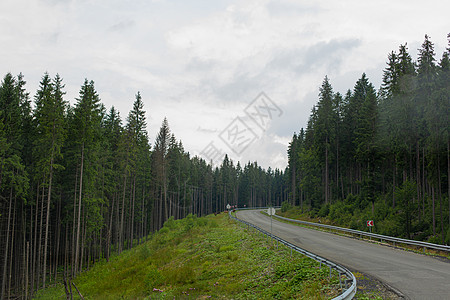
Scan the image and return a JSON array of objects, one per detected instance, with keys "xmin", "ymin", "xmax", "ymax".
[{"xmin": 236, "ymin": 210, "xmax": 450, "ymax": 300}]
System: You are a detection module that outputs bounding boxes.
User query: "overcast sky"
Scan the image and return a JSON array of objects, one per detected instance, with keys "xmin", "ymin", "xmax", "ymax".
[{"xmin": 1, "ymin": 0, "xmax": 449, "ymax": 170}]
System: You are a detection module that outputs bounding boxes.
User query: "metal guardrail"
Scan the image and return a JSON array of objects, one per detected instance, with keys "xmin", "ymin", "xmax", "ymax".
[
  {"xmin": 273, "ymin": 214, "xmax": 450, "ymax": 253},
  {"xmin": 230, "ymin": 210, "xmax": 357, "ymax": 300}
]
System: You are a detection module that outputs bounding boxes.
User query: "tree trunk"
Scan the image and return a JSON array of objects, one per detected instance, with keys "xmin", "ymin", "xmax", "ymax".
[
  {"xmin": 432, "ymin": 185, "xmax": 436, "ymax": 236},
  {"xmin": 37, "ymin": 186, "xmax": 45, "ymax": 288},
  {"xmin": 75, "ymin": 144, "xmax": 85, "ymax": 274},
  {"xmin": 8, "ymin": 196, "xmax": 16, "ymax": 298},
  {"xmin": 438, "ymin": 153, "xmax": 443, "ymax": 244},
  {"xmin": 423, "ymin": 147, "xmax": 426, "ymax": 218},
  {"xmin": 31, "ymin": 187, "xmax": 38, "ymax": 294},
  {"xmin": 80, "ymin": 206, "xmax": 86, "ymax": 272},
  {"xmin": 291, "ymin": 164, "xmax": 296, "ymax": 206},
  {"xmin": 26, "ymin": 241, "xmax": 29, "ymax": 300},
  {"xmin": 54, "ymin": 194, "xmax": 62, "ymax": 283},
  {"xmin": 416, "ymin": 142, "xmax": 421, "ymax": 218},
  {"xmin": 43, "ymin": 151, "xmax": 55, "ymax": 288},
  {"xmin": 336, "ymin": 137, "xmax": 340, "ymax": 201},
  {"xmin": 72, "ymin": 164, "xmax": 78, "ymax": 277},
  {"xmin": 130, "ymin": 175, "xmax": 136, "ymax": 249},
  {"xmin": 107, "ymin": 193, "xmax": 115, "ymax": 262},
  {"xmin": 448, "ymin": 139, "xmax": 450, "ymax": 227},
  {"xmin": 119, "ymin": 173, "xmax": 127, "ymax": 253},
  {"xmin": 1, "ymin": 189, "xmax": 13, "ymax": 300},
  {"xmin": 325, "ymin": 136, "xmax": 329, "ymax": 204},
  {"xmin": 393, "ymin": 158, "xmax": 396, "ymax": 208}
]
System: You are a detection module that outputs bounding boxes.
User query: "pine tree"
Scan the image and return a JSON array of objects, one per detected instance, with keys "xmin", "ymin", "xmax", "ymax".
[
  {"xmin": 0, "ymin": 73, "xmax": 29, "ymax": 299},
  {"xmin": 287, "ymin": 133, "xmax": 298, "ymax": 206},
  {"xmin": 354, "ymin": 75, "xmax": 378, "ymax": 213},
  {"xmin": 380, "ymin": 51, "xmax": 399, "ymax": 100},
  {"xmin": 152, "ymin": 118, "xmax": 171, "ymax": 229},
  {"xmin": 123, "ymin": 92, "xmax": 149, "ymax": 249},
  {"xmin": 417, "ymin": 34, "xmax": 437, "ymax": 89},
  {"xmin": 315, "ymin": 76, "xmax": 336, "ymax": 204},
  {"xmin": 33, "ymin": 73, "xmax": 67, "ymax": 288},
  {"xmin": 71, "ymin": 79, "xmax": 102, "ymax": 274}
]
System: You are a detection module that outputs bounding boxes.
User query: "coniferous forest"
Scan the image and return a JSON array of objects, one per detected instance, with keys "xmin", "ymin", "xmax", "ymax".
[
  {"xmin": 287, "ymin": 35, "xmax": 449, "ymax": 245},
  {"xmin": 0, "ymin": 75, "xmax": 286, "ymax": 298},
  {"xmin": 0, "ymin": 34, "xmax": 448, "ymax": 298}
]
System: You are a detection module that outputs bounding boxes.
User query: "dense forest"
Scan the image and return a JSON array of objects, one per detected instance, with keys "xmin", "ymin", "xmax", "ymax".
[
  {"xmin": 0, "ymin": 74, "xmax": 287, "ymax": 298},
  {"xmin": 286, "ymin": 35, "xmax": 449, "ymax": 244},
  {"xmin": 1, "ymin": 33, "xmax": 448, "ymax": 299}
]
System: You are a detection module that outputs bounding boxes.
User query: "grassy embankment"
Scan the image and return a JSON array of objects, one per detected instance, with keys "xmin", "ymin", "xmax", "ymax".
[{"xmin": 35, "ymin": 212, "xmax": 343, "ymax": 299}]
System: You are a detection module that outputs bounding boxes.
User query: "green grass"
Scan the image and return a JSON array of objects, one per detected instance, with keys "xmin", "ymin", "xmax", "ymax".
[{"xmin": 35, "ymin": 213, "xmax": 342, "ymax": 299}]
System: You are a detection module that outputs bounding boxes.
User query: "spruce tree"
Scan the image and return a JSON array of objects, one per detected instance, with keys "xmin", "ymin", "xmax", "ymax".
[
  {"xmin": 71, "ymin": 79, "xmax": 102, "ymax": 274},
  {"xmin": 33, "ymin": 73, "xmax": 67, "ymax": 288}
]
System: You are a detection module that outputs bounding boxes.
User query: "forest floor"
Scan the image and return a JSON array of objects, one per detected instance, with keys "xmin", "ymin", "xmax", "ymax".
[{"xmin": 35, "ymin": 212, "xmax": 352, "ymax": 299}]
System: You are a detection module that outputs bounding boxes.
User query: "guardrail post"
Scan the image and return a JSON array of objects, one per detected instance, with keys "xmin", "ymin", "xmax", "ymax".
[
  {"xmin": 339, "ymin": 273, "xmax": 342, "ymax": 289},
  {"xmin": 329, "ymin": 266, "xmax": 332, "ymax": 279}
]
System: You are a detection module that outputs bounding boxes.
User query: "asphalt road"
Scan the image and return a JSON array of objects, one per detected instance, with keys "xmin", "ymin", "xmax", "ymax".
[{"xmin": 236, "ymin": 210, "xmax": 450, "ymax": 300}]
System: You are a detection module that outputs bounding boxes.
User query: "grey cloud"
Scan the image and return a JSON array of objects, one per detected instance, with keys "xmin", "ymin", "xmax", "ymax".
[
  {"xmin": 39, "ymin": 0, "xmax": 71, "ymax": 5},
  {"xmin": 197, "ymin": 126, "xmax": 218, "ymax": 134},
  {"xmin": 241, "ymin": 134, "xmax": 289, "ymax": 170},
  {"xmin": 267, "ymin": 1, "xmax": 323, "ymax": 16},
  {"xmin": 45, "ymin": 31, "xmax": 61, "ymax": 44},
  {"xmin": 268, "ymin": 38, "xmax": 362, "ymax": 75},
  {"xmin": 108, "ymin": 20, "xmax": 135, "ymax": 32},
  {"xmin": 185, "ymin": 57, "xmax": 216, "ymax": 72},
  {"xmin": 185, "ymin": 38, "xmax": 361, "ymax": 107},
  {"xmin": 267, "ymin": 90, "xmax": 317, "ymax": 137},
  {"xmin": 213, "ymin": 73, "xmax": 265, "ymax": 103}
]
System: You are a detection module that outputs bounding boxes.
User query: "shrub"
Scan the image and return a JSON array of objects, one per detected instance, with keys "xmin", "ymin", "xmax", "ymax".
[
  {"xmin": 163, "ymin": 216, "xmax": 176, "ymax": 230},
  {"xmin": 145, "ymin": 265, "xmax": 164, "ymax": 292},
  {"xmin": 281, "ymin": 200, "xmax": 292, "ymax": 213},
  {"xmin": 165, "ymin": 265, "xmax": 195, "ymax": 284},
  {"xmin": 318, "ymin": 203, "xmax": 329, "ymax": 217}
]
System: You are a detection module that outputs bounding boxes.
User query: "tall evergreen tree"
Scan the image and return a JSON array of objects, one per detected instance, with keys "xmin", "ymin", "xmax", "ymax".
[
  {"xmin": 152, "ymin": 118, "xmax": 171, "ymax": 229},
  {"xmin": 315, "ymin": 76, "xmax": 336, "ymax": 204},
  {"xmin": 70, "ymin": 79, "xmax": 102, "ymax": 274},
  {"xmin": 33, "ymin": 73, "xmax": 67, "ymax": 288}
]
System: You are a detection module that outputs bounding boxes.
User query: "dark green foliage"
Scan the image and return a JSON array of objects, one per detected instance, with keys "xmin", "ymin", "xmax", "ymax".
[
  {"xmin": 281, "ymin": 200, "xmax": 292, "ymax": 213},
  {"xmin": 287, "ymin": 34, "xmax": 450, "ymax": 244},
  {"xmin": 0, "ymin": 72, "xmax": 287, "ymax": 298}
]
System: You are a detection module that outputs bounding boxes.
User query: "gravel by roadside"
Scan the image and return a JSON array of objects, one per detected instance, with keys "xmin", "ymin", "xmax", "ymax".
[{"xmin": 353, "ymin": 270, "xmax": 406, "ymax": 299}]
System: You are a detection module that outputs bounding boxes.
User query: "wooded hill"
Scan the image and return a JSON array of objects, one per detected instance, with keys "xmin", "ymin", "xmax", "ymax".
[
  {"xmin": 286, "ymin": 34, "xmax": 449, "ymax": 244},
  {"xmin": 1, "ymin": 33, "xmax": 448, "ymax": 299},
  {"xmin": 0, "ymin": 75, "xmax": 287, "ymax": 298}
]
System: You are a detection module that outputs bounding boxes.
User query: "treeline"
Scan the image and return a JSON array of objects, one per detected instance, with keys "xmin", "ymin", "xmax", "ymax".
[
  {"xmin": 0, "ymin": 73, "xmax": 287, "ymax": 299},
  {"xmin": 287, "ymin": 34, "xmax": 449, "ymax": 244}
]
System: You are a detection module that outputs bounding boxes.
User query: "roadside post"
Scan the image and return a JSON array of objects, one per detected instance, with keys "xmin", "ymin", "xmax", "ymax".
[
  {"xmin": 267, "ymin": 207, "xmax": 276, "ymax": 241},
  {"xmin": 367, "ymin": 220, "xmax": 374, "ymax": 236}
]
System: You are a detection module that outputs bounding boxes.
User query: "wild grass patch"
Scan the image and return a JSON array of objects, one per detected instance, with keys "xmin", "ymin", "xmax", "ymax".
[{"xmin": 35, "ymin": 213, "xmax": 342, "ymax": 299}]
